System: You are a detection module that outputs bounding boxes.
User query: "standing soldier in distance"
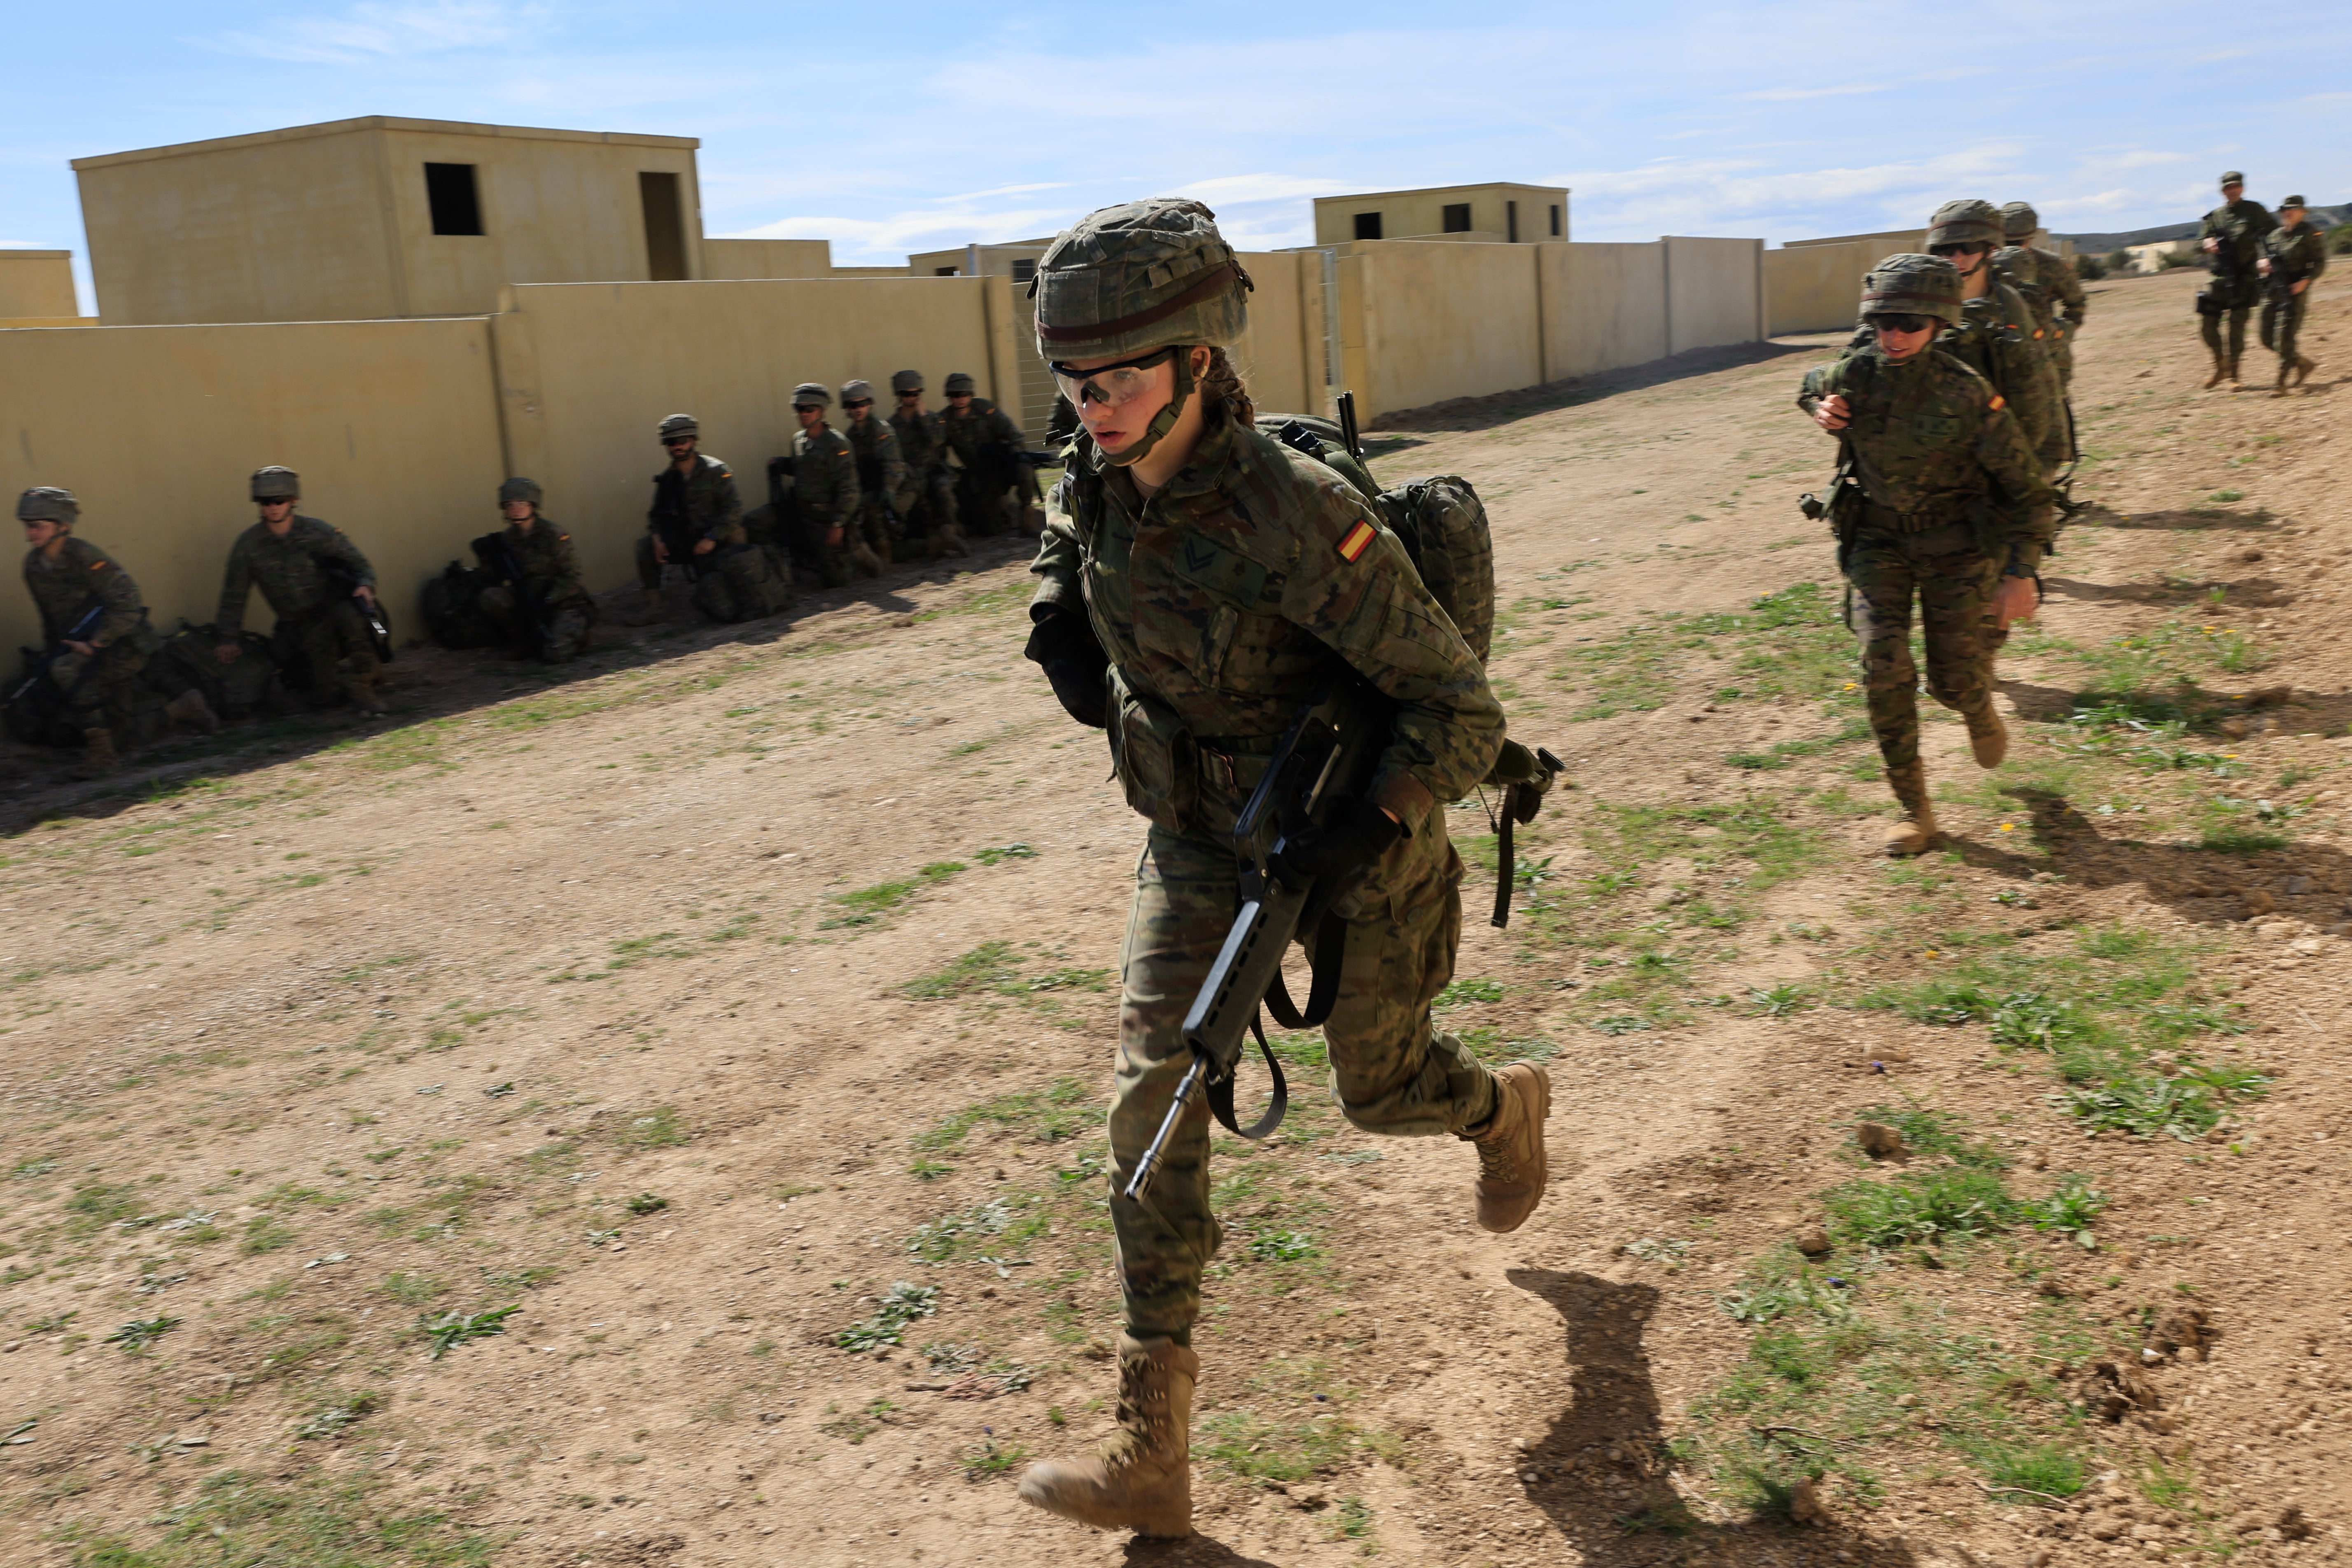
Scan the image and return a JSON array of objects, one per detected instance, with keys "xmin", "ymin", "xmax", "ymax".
[
  {"xmin": 888, "ymin": 370, "xmax": 966, "ymax": 558},
  {"xmin": 790, "ymin": 383, "xmax": 872, "ymax": 586},
  {"xmin": 840, "ymin": 380, "xmax": 910, "ymax": 570},
  {"xmin": 1995, "ymin": 202, "xmax": 2088, "ymax": 392},
  {"xmin": 2197, "ymin": 173, "xmax": 2276, "ymax": 391},
  {"xmin": 637, "ymin": 414, "xmax": 745, "ymax": 624},
  {"xmin": 2258, "ymin": 196, "xmax": 2328, "ymax": 395},
  {"xmin": 215, "ymin": 467, "xmax": 387, "ymax": 715},
  {"xmin": 1799, "ymin": 255, "xmax": 2058, "ymax": 856},
  {"xmin": 939, "ymin": 370, "xmax": 1029, "ymax": 538},
  {"xmin": 1014, "ymin": 198, "xmax": 1550, "ymax": 1540},
  {"xmin": 476, "ymin": 478, "xmax": 595, "ymax": 662},
  {"xmin": 1912, "ymin": 200, "xmax": 2069, "ymax": 474},
  {"xmin": 16, "ymin": 488, "xmax": 183, "ymax": 775}
]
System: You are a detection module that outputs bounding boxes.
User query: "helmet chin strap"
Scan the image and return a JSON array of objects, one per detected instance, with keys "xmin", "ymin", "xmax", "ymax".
[{"xmin": 1101, "ymin": 346, "xmax": 1197, "ymax": 469}]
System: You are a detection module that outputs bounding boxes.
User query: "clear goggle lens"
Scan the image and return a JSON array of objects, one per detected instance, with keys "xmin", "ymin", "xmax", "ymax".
[{"xmin": 1049, "ymin": 348, "xmax": 1176, "ymax": 409}]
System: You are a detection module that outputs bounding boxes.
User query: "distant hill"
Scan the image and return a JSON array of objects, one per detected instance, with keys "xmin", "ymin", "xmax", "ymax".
[{"xmin": 2058, "ymin": 201, "xmax": 2345, "ymax": 255}]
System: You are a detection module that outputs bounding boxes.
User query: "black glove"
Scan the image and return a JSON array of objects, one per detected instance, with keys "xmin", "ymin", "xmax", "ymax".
[
  {"xmin": 1024, "ymin": 604, "xmax": 1109, "ymax": 729},
  {"xmin": 1269, "ymin": 796, "xmax": 1403, "ymax": 889}
]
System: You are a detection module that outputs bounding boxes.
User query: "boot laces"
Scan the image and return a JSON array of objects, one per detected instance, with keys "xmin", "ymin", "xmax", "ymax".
[{"xmin": 1473, "ymin": 1097, "xmax": 1526, "ymax": 1183}]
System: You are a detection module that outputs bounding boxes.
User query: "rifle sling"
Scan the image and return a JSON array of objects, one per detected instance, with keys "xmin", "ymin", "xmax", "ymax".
[
  {"xmin": 1259, "ymin": 913, "xmax": 1344, "ymax": 1030},
  {"xmin": 1491, "ymin": 794, "xmax": 1518, "ymax": 930},
  {"xmin": 1204, "ymin": 1013, "xmax": 1289, "ymax": 1141}
]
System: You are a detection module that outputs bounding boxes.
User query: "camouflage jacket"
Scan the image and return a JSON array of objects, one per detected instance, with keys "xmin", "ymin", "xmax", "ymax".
[
  {"xmin": 490, "ymin": 516, "xmax": 584, "ymax": 596},
  {"xmin": 2263, "ymin": 223, "xmax": 2331, "ymax": 288},
  {"xmin": 791, "ymin": 426, "xmax": 859, "ymax": 529},
  {"xmin": 24, "ymin": 537, "xmax": 145, "ymax": 650},
  {"xmin": 940, "ymin": 397, "xmax": 1024, "ymax": 467},
  {"xmin": 1994, "ymin": 244, "xmax": 2088, "ymax": 325},
  {"xmin": 2200, "ymin": 199, "xmax": 2277, "ymax": 276},
  {"xmin": 216, "ymin": 515, "xmax": 376, "ymax": 635},
  {"xmin": 1031, "ymin": 412, "xmax": 1503, "ymax": 833},
  {"xmin": 845, "ymin": 415, "xmax": 910, "ymax": 496},
  {"xmin": 890, "ymin": 406, "xmax": 951, "ymax": 475},
  {"xmin": 1798, "ymin": 345, "xmax": 2060, "ymax": 574},
  {"xmin": 646, "ymin": 453, "xmax": 744, "ymax": 549},
  {"xmin": 1843, "ymin": 279, "xmax": 2066, "ymax": 467}
]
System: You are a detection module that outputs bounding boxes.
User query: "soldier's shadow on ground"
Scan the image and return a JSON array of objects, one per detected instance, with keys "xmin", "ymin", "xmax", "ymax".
[
  {"xmin": 2066, "ymin": 502, "xmax": 2276, "ymax": 532},
  {"xmin": 1944, "ymin": 785, "xmax": 2352, "ymax": 928},
  {"xmin": 0, "ymin": 538, "xmax": 1033, "ymax": 835},
  {"xmin": 2044, "ymin": 572, "xmax": 2296, "ymax": 609},
  {"xmin": 1506, "ymin": 1269, "xmax": 1923, "ymax": 1566},
  {"xmin": 1121, "ymin": 1534, "xmax": 1281, "ymax": 1567}
]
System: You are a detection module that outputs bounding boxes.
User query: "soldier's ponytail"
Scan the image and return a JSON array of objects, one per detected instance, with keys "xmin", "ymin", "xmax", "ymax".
[{"xmin": 1200, "ymin": 347, "xmax": 1254, "ymax": 427}]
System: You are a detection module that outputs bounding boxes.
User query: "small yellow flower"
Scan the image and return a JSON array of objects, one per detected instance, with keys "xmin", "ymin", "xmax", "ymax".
[{"xmin": 1998, "ymin": 823, "xmax": 2016, "ymax": 832}]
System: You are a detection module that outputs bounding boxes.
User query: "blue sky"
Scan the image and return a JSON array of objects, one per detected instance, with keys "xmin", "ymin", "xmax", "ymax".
[{"xmin": 7, "ymin": 1, "xmax": 2346, "ymax": 308}]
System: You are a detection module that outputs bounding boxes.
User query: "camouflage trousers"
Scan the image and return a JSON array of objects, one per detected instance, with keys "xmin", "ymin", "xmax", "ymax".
[
  {"xmin": 905, "ymin": 470, "xmax": 961, "ymax": 551},
  {"xmin": 857, "ymin": 490, "xmax": 904, "ymax": 558},
  {"xmin": 1108, "ymin": 807, "xmax": 1498, "ymax": 1341},
  {"xmin": 2261, "ymin": 293, "xmax": 2308, "ymax": 366},
  {"xmin": 796, "ymin": 509, "xmax": 858, "ymax": 589},
  {"xmin": 1846, "ymin": 518, "xmax": 2006, "ymax": 783},
  {"xmin": 271, "ymin": 600, "xmax": 379, "ymax": 706},
  {"xmin": 479, "ymin": 582, "xmax": 593, "ymax": 663},
  {"xmin": 44, "ymin": 641, "xmax": 148, "ymax": 732}
]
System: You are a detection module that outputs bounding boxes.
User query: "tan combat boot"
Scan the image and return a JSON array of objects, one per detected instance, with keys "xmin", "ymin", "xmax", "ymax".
[
  {"xmin": 2202, "ymin": 349, "xmax": 2228, "ymax": 389},
  {"xmin": 1882, "ymin": 762, "xmax": 1939, "ymax": 856},
  {"xmin": 851, "ymin": 540, "xmax": 884, "ymax": 578},
  {"xmin": 164, "ymin": 688, "xmax": 221, "ymax": 735},
  {"xmin": 1466, "ymin": 1062, "xmax": 1552, "ymax": 1234},
  {"xmin": 2224, "ymin": 353, "xmax": 2243, "ymax": 392},
  {"xmin": 75, "ymin": 728, "xmax": 120, "ymax": 778},
  {"xmin": 1963, "ymin": 703, "xmax": 2008, "ymax": 768},
  {"xmin": 345, "ymin": 670, "xmax": 388, "ymax": 717},
  {"xmin": 932, "ymin": 525, "xmax": 970, "ymax": 560},
  {"xmin": 2273, "ymin": 362, "xmax": 2292, "ymax": 398},
  {"xmin": 2294, "ymin": 355, "xmax": 2317, "ymax": 388},
  {"xmin": 1018, "ymin": 1334, "xmax": 1196, "ymax": 1537}
]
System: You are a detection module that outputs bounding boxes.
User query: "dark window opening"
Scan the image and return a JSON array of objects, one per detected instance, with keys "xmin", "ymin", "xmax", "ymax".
[
  {"xmin": 1507, "ymin": 201, "xmax": 1519, "ymax": 243},
  {"xmin": 935, "ymin": 266, "xmax": 960, "ymax": 276},
  {"xmin": 1549, "ymin": 203, "xmax": 1562, "ymax": 237},
  {"xmin": 1353, "ymin": 212, "xmax": 1383, "ymax": 241},
  {"xmin": 1010, "ymin": 259, "xmax": 1037, "ymax": 284},
  {"xmin": 424, "ymin": 163, "xmax": 483, "ymax": 236},
  {"xmin": 639, "ymin": 171, "xmax": 686, "ymax": 281},
  {"xmin": 1442, "ymin": 203, "xmax": 1472, "ymax": 233}
]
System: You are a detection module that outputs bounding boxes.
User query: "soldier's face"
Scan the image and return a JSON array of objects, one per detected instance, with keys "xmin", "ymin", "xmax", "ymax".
[
  {"xmin": 664, "ymin": 436, "xmax": 697, "ymax": 461},
  {"xmin": 22, "ymin": 520, "xmax": 65, "ymax": 551},
  {"xmin": 796, "ymin": 404, "xmax": 825, "ymax": 430},
  {"xmin": 947, "ymin": 392, "xmax": 972, "ymax": 408},
  {"xmin": 258, "ymin": 498, "xmax": 297, "ymax": 528},
  {"xmin": 2280, "ymin": 207, "xmax": 2304, "ymax": 227},
  {"xmin": 1874, "ymin": 322, "xmax": 1938, "ymax": 362},
  {"xmin": 845, "ymin": 399, "xmax": 873, "ymax": 422},
  {"xmin": 2223, "ymin": 184, "xmax": 2244, "ymax": 202},
  {"xmin": 503, "ymin": 501, "xmax": 535, "ymax": 522}
]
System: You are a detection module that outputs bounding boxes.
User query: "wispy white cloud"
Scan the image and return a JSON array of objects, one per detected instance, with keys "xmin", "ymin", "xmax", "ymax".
[
  {"xmin": 206, "ymin": 0, "xmax": 550, "ymax": 63},
  {"xmin": 1738, "ymin": 83, "xmax": 1886, "ymax": 102},
  {"xmin": 1170, "ymin": 173, "xmax": 1349, "ymax": 205},
  {"xmin": 933, "ymin": 182, "xmax": 1071, "ymax": 203}
]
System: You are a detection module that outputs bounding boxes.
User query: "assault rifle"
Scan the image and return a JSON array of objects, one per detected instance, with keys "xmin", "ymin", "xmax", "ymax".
[
  {"xmin": 474, "ymin": 532, "xmax": 556, "ymax": 655},
  {"xmin": 1125, "ymin": 678, "xmax": 1393, "ymax": 1204},
  {"xmin": 5, "ymin": 603, "xmax": 107, "ymax": 709}
]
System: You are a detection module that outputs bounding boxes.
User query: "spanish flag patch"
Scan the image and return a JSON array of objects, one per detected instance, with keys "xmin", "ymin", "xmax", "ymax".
[
  {"xmin": 1337, "ymin": 520, "xmax": 1377, "ymax": 562},
  {"xmin": 1988, "ymin": 394, "xmax": 2007, "ymax": 412}
]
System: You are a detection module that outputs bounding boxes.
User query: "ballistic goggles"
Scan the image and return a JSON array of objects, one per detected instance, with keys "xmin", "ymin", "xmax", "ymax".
[{"xmin": 1047, "ymin": 346, "xmax": 1179, "ymax": 410}]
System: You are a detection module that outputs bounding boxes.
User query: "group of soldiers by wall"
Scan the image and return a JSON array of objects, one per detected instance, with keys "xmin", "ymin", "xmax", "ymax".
[
  {"xmin": 626, "ymin": 370, "xmax": 1040, "ymax": 625},
  {"xmin": 2192, "ymin": 173, "xmax": 2330, "ymax": 394},
  {"xmin": 9, "ymin": 370, "xmax": 1043, "ymax": 778}
]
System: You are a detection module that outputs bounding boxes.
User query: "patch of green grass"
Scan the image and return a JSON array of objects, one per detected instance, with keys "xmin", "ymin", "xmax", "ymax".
[
  {"xmin": 961, "ymin": 1438, "xmax": 1031, "ymax": 1479},
  {"xmin": 1822, "ymin": 1166, "xmax": 2019, "ymax": 1249},
  {"xmin": 819, "ymin": 862, "xmax": 966, "ymax": 929},
  {"xmin": 904, "ymin": 940, "xmax": 1020, "ymax": 1000},
  {"xmin": 835, "ymin": 1282, "xmax": 939, "ymax": 1352},
  {"xmin": 906, "ymin": 1198, "xmax": 1032, "ymax": 1264},
  {"xmin": 1434, "ymin": 978, "xmax": 1504, "ymax": 1006},
  {"xmin": 416, "ymin": 1305, "xmax": 518, "ymax": 1360},
  {"xmin": 1197, "ymin": 1409, "xmax": 1369, "ymax": 1483},
  {"xmin": 617, "ymin": 1107, "xmax": 688, "ymax": 1148},
  {"xmin": 102, "ymin": 1315, "xmax": 180, "ymax": 1353},
  {"xmin": 378, "ymin": 1272, "xmax": 448, "ymax": 1307},
  {"xmin": 240, "ymin": 1218, "xmax": 297, "ymax": 1255},
  {"xmin": 2198, "ymin": 824, "xmax": 2287, "ymax": 854},
  {"xmin": 62, "ymin": 1465, "xmax": 498, "ymax": 1566},
  {"xmin": 915, "ymin": 1077, "xmax": 1097, "ymax": 1150}
]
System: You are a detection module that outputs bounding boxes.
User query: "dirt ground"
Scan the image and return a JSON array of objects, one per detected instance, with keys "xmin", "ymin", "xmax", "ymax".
[{"xmin": 1, "ymin": 263, "xmax": 2346, "ymax": 1568}]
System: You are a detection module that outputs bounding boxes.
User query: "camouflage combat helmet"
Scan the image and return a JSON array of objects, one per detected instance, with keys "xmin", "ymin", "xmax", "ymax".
[
  {"xmin": 1031, "ymin": 198, "xmax": 1253, "ymax": 465},
  {"xmin": 499, "ymin": 477, "xmax": 543, "ymax": 506},
  {"xmin": 791, "ymin": 382, "xmax": 831, "ymax": 408},
  {"xmin": 657, "ymin": 413, "xmax": 699, "ymax": 443},
  {"xmin": 890, "ymin": 369, "xmax": 924, "ymax": 394},
  {"xmin": 1860, "ymin": 254, "xmax": 1965, "ymax": 327},
  {"xmin": 2219, "ymin": 171, "xmax": 2245, "ymax": 188},
  {"xmin": 943, "ymin": 372, "xmax": 977, "ymax": 396},
  {"xmin": 1925, "ymin": 199, "xmax": 2004, "ymax": 251},
  {"xmin": 840, "ymin": 378, "xmax": 875, "ymax": 404},
  {"xmin": 250, "ymin": 465, "xmax": 301, "ymax": 501},
  {"xmin": 2281, "ymin": 194, "xmax": 2307, "ymax": 210},
  {"xmin": 2000, "ymin": 202, "xmax": 2039, "ymax": 240},
  {"xmin": 16, "ymin": 487, "xmax": 77, "ymax": 525}
]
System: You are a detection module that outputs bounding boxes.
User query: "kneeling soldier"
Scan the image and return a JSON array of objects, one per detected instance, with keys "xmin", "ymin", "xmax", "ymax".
[
  {"xmin": 1799, "ymin": 255, "xmax": 2057, "ymax": 856},
  {"xmin": 888, "ymin": 370, "xmax": 966, "ymax": 558},
  {"xmin": 476, "ymin": 478, "xmax": 595, "ymax": 662},
  {"xmin": 16, "ymin": 487, "xmax": 177, "ymax": 775},
  {"xmin": 791, "ymin": 383, "xmax": 872, "ymax": 586},
  {"xmin": 840, "ymin": 380, "xmax": 910, "ymax": 569},
  {"xmin": 215, "ymin": 467, "xmax": 386, "ymax": 715}
]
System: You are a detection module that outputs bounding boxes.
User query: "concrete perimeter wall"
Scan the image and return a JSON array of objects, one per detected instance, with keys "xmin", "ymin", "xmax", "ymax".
[
  {"xmin": 0, "ymin": 318, "xmax": 503, "ymax": 660},
  {"xmin": 492, "ymin": 276, "xmax": 1017, "ymax": 590},
  {"xmin": 1766, "ymin": 231, "xmax": 1927, "ymax": 336},
  {"xmin": 0, "ymin": 252, "xmax": 79, "ymax": 319}
]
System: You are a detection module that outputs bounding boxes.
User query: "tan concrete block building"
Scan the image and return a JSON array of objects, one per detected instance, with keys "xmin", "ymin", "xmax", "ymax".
[
  {"xmin": 1313, "ymin": 183, "xmax": 1568, "ymax": 247},
  {"xmin": 73, "ymin": 117, "xmax": 705, "ymax": 325},
  {"xmin": 0, "ymin": 250, "xmax": 79, "ymax": 321}
]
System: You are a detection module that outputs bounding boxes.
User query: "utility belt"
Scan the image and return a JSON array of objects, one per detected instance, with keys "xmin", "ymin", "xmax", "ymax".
[
  {"xmin": 1858, "ymin": 499, "xmax": 1974, "ymax": 536},
  {"xmin": 1106, "ymin": 665, "xmax": 1276, "ymax": 837}
]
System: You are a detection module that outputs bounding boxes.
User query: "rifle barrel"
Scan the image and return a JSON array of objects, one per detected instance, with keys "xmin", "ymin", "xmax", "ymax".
[{"xmin": 1123, "ymin": 1055, "xmax": 1208, "ymax": 1204}]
